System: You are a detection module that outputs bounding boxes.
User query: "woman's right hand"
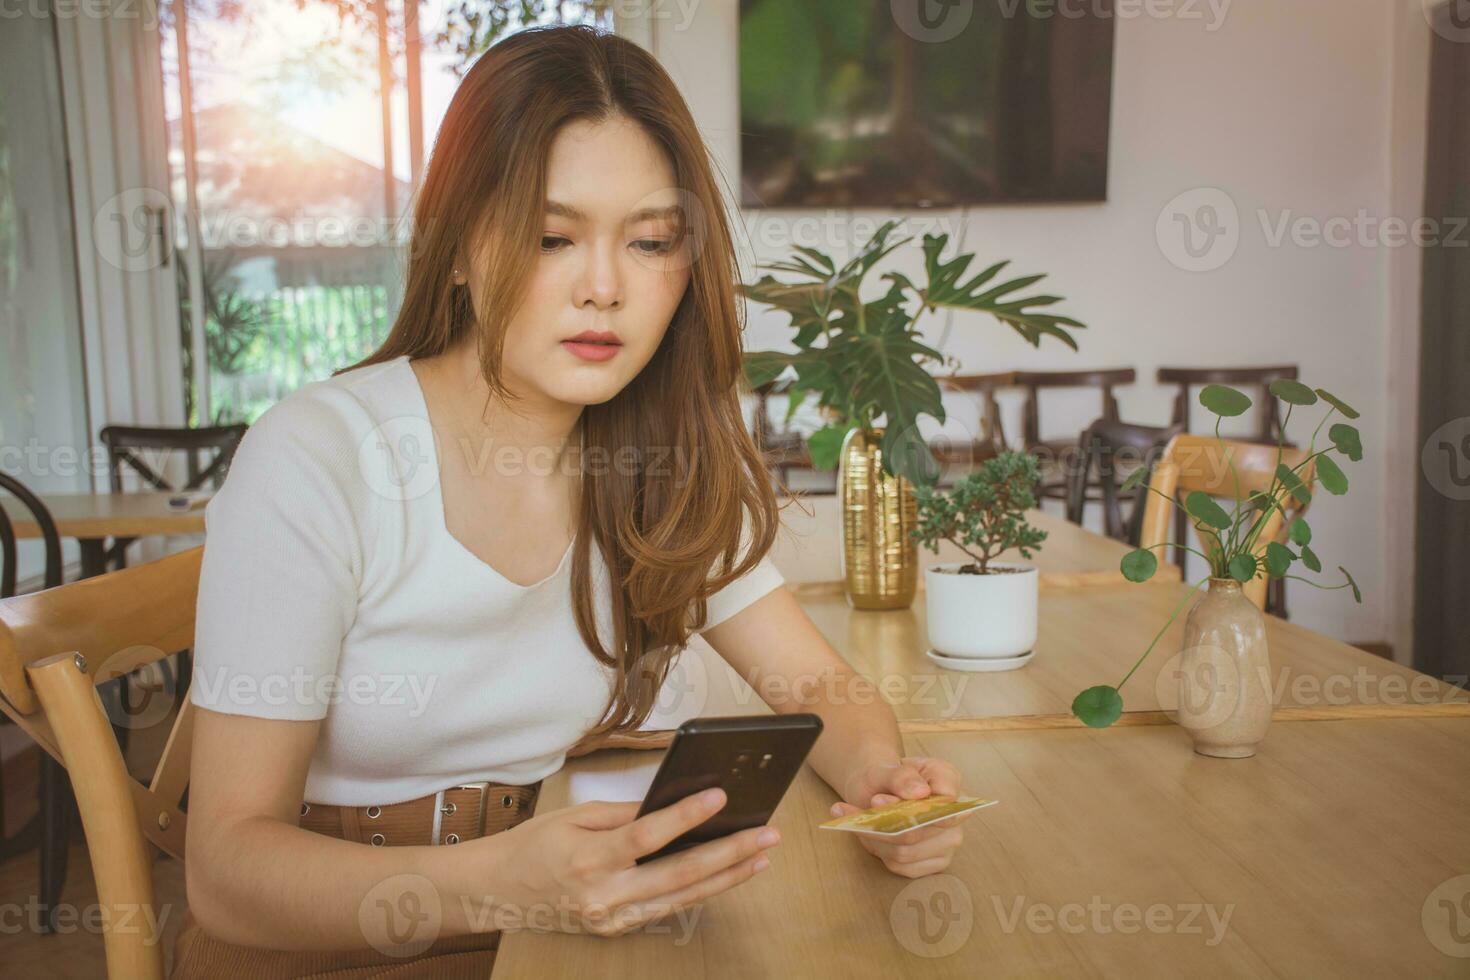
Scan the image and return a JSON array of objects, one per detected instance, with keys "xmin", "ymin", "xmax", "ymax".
[{"xmin": 484, "ymin": 787, "xmax": 779, "ymax": 937}]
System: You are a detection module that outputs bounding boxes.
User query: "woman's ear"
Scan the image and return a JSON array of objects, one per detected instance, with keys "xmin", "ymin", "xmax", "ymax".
[{"xmin": 450, "ymin": 262, "xmax": 468, "ymax": 285}]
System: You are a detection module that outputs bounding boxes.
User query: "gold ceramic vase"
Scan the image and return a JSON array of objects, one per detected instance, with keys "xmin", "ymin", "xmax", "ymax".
[{"xmin": 838, "ymin": 427, "xmax": 918, "ymax": 610}]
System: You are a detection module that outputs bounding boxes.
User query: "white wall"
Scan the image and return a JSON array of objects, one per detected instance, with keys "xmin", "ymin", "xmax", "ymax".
[{"xmin": 642, "ymin": 0, "xmax": 1430, "ymax": 647}]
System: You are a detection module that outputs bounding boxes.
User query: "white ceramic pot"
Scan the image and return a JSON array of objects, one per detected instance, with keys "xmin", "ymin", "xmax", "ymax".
[{"xmin": 923, "ymin": 562, "xmax": 1039, "ymax": 659}]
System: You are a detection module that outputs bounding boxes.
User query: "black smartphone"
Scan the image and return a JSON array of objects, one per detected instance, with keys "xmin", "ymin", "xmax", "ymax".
[{"xmin": 633, "ymin": 713, "xmax": 823, "ymax": 864}]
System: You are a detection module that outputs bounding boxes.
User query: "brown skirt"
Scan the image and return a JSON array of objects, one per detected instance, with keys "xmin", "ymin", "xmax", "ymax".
[{"xmin": 170, "ymin": 781, "xmax": 541, "ymax": 979}]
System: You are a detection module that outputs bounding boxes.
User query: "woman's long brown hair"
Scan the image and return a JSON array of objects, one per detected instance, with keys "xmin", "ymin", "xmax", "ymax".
[{"xmin": 349, "ymin": 25, "xmax": 780, "ymax": 739}]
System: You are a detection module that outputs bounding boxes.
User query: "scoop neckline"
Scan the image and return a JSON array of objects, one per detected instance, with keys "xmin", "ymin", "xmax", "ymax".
[{"xmin": 395, "ymin": 355, "xmax": 576, "ymax": 591}]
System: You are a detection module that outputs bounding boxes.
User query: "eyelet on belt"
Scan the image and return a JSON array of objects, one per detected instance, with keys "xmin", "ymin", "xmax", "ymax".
[
  {"xmin": 501, "ymin": 794, "xmax": 513, "ymax": 807},
  {"xmin": 299, "ymin": 803, "xmax": 311, "ymax": 816},
  {"xmin": 444, "ymin": 833, "xmax": 460, "ymax": 845},
  {"xmin": 365, "ymin": 806, "xmax": 382, "ymax": 819},
  {"xmin": 370, "ymin": 833, "xmax": 386, "ymax": 846},
  {"xmin": 440, "ymin": 802, "xmax": 457, "ymax": 816}
]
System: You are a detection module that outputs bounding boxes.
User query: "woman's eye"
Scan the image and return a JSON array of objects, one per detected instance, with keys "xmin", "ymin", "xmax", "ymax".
[
  {"xmin": 540, "ymin": 235, "xmax": 570, "ymax": 252},
  {"xmin": 632, "ymin": 239, "xmax": 675, "ymax": 256}
]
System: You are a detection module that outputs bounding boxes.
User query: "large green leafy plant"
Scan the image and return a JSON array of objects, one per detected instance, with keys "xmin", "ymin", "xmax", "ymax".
[
  {"xmin": 1070, "ymin": 381, "xmax": 1365, "ymax": 728},
  {"xmin": 911, "ymin": 452, "xmax": 1048, "ymax": 574},
  {"xmin": 740, "ymin": 221, "xmax": 1085, "ymax": 487}
]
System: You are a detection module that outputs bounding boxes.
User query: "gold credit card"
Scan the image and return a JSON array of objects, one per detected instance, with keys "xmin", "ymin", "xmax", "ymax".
[{"xmin": 819, "ymin": 795, "xmax": 998, "ymax": 837}]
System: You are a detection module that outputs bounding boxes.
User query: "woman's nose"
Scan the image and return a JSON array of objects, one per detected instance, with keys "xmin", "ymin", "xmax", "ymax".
[{"xmin": 573, "ymin": 240, "xmax": 623, "ymax": 311}]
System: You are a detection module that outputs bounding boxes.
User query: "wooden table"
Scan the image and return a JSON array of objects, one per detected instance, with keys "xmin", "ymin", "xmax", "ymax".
[
  {"xmin": 499, "ymin": 516, "xmax": 1470, "ymax": 977},
  {"xmin": 798, "ymin": 582, "xmax": 1470, "ymax": 726},
  {"xmin": 785, "ymin": 509, "xmax": 1182, "ymax": 597},
  {"xmin": 495, "ymin": 719, "xmax": 1470, "ymax": 978},
  {"xmin": 11, "ymin": 492, "xmax": 206, "ymax": 576}
]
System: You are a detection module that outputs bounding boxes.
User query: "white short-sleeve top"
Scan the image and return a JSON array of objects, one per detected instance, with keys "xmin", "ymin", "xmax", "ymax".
[{"xmin": 190, "ymin": 355, "xmax": 784, "ymax": 806}]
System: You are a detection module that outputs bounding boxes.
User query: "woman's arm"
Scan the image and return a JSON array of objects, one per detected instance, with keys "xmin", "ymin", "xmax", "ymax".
[
  {"xmin": 701, "ymin": 586, "xmax": 972, "ymax": 877},
  {"xmin": 185, "ymin": 707, "xmax": 780, "ymax": 950}
]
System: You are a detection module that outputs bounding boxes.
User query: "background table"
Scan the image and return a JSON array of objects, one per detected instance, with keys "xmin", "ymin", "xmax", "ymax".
[
  {"xmin": 495, "ymin": 719, "xmax": 1470, "ymax": 978},
  {"xmin": 12, "ymin": 492, "xmax": 206, "ymax": 576}
]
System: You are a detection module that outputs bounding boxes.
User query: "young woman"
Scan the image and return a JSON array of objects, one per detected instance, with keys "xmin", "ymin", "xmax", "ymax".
[{"xmin": 179, "ymin": 24, "xmax": 971, "ymax": 976}]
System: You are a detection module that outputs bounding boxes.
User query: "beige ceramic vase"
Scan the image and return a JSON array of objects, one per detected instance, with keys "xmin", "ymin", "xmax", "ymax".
[{"xmin": 1174, "ymin": 578, "xmax": 1273, "ymax": 758}]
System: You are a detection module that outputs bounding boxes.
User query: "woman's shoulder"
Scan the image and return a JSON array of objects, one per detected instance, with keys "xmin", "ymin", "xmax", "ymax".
[{"xmin": 222, "ymin": 356, "xmax": 419, "ymax": 509}]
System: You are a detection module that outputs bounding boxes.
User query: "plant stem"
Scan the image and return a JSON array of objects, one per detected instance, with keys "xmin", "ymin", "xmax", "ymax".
[{"xmin": 1115, "ymin": 576, "xmax": 1210, "ymax": 692}]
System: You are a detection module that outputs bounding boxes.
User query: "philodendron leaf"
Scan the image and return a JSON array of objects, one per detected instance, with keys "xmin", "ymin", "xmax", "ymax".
[
  {"xmin": 1269, "ymin": 378, "xmax": 1318, "ymax": 405},
  {"xmin": 1185, "ymin": 490, "xmax": 1232, "ymax": 530},
  {"xmin": 1316, "ymin": 454, "xmax": 1349, "ymax": 494},
  {"xmin": 1329, "ymin": 423, "xmax": 1363, "ymax": 462},
  {"xmin": 1276, "ymin": 463, "xmax": 1313, "ymax": 504},
  {"xmin": 1072, "ymin": 685, "xmax": 1124, "ymax": 728},
  {"xmin": 1315, "ymin": 388, "xmax": 1360, "ymax": 419},
  {"xmin": 1288, "ymin": 517, "xmax": 1312, "ymax": 546},
  {"xmin": 1121, "ymin": 548, "xmax": 1159, "ymax": 583},
  {"xmin": 806, "ymin": 423, "xmax": 854, "ymax": 471},
  {"xmin": 1300, "ymin": 544, "xmax": 1322, "ymax": 572},
  {"xmin": 1228, "ymin": 553, "xmax": 1258, "ymax": 582},
  {"xmin": 1340, "ymin": 565, "xmax": 1362, "ymax": 603},
  {"xmin": 1199, "ymin": 384, "xmax": 1252, "ymax": 417},
  {"xmin": 1264, "ymin": 541, "xmax": 1295, "ymax": 578},
  {"xmin": 1120, "ymin": 465, "xmax": 1150, "ymax": 492}
]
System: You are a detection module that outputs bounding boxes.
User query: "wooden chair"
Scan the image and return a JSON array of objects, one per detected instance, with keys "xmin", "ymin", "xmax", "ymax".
[
  {"xmin": 930, "ymin": 372, "xmax": 1014, "ymax": 484},
  {"xmin": 1013, "ymin": 369, "xmax": 1137, "ymax": 507},
  {"xmin": 1065, "ymin": 420, "xmax": 1184, "ymax": 544},
  {"xmin": 1156, "ymin": 366, "xmax": 1299, "ymax": 444},
  {"xmin": 1138, "ymin": 434, "xmax": 1315, "ymax": 611},
  {"xmin": 747, "ymin": 380, "xmax": 836, "ymax": 496},
  {"xmin": 1156, "ymin": 365, "xmax": 1300, "ymax": 609},
  {"xmin": 0, "ymin": 548, "xmax": 199, "ymax": 977},
  {"xmin": 99, "ymin": 425, "xmax": 246, "ymax": 571},
  {"xmin": 0, "ymin": 475, "xmax": 64, "ymax": 874}
]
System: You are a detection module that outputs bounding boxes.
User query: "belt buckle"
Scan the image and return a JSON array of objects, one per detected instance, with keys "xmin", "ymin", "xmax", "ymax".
[{"xmin": 449, "ymin": 781, "xmax": 490, "ymax": 842}]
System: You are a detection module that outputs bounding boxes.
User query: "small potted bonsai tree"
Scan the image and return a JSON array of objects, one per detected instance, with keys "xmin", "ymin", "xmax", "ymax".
[{"xmin": 911, "ymin": 451, "xmax": 1048, "ymax": 670}]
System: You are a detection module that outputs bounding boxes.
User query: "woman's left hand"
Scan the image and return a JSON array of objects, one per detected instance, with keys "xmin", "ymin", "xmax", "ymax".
[{"xmin": 829, "ymin": 756, "xmax": 971, "ymax": 879}]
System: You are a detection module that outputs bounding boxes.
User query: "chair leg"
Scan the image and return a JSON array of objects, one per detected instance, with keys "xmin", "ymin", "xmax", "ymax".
[{"xmin": 38, "ymin": 754, "xmax": 74, "ymax": 934}]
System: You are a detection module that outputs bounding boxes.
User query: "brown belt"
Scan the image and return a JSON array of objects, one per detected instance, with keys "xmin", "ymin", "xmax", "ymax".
[{"xmin": 297, "ymin": 780, "xmax": 541, "ymax": 847}]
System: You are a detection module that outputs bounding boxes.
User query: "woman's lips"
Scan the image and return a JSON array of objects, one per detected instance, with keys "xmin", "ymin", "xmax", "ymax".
[{"xmin": 561, "ymin": 339, "xmax": 622, "ymax": 362}]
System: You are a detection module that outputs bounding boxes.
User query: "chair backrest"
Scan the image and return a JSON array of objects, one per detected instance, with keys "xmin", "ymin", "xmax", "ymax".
[
  {"xmin": 1138, "ymin": 434, "xmax": 1315, "ymax": 609},
  {"xmin": 1013, "ymin": 369, "xmax": 1136, "ymax": 448},
  {"xmin": 934, "ymin": 371, "xmax": 1015, "ymax": 464},
  {"xmin": 1068, "ymin": 419, "xmax": 1184, "ymax": 544},
  {"xmin": 1156, "ymin": 365, "xmax": 1298, "ymax": 444},
  {"xmin": 101, "ymin": 424, "xmax": 248, "ymax": 493},
  {"xmin": 0, "ymin": 547, "xmax": 201, "ymax": 979},
  {"xmin": 0, "ymin": 473, "xmax": 64, "ymax": 597}
]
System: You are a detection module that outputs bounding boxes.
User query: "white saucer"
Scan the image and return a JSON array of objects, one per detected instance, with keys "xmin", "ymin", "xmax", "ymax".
[{"xmin": 925, "ymin": 648, "xmax": 1034, "ymax": 672}]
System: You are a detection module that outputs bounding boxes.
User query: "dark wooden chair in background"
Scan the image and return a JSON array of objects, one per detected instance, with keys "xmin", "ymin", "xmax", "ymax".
[
  {"xmin": 0, "ymin": 473, "xmax": 69, "ymax": 930},
  {"xmin": 1156, "ymin": 365, "xmax": 1299, "ymax": 443},
  {"xmin": 748, "ymin": 380, "xmax": 834, "ymax": 495},
  {"xmin": 930, "ymin": 372, "xmax": 1014, "ymax": 484},
  {"xmin": 1066, "ymin": 420, "xmax": 1184, "ymax": 544},
  {"xmin": 1155, "ymin": 365, "xmax": 1299, "ymax": 613},
  {"xmin": 1014, "ymin": 369, "xmax": 1137, "ymax": 508},
  {"xmin": 99, "ymin": 424, "xmax": 246, "ymax": 571}
]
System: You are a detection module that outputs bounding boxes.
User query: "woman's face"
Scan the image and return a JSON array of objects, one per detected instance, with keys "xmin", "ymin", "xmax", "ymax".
[{"xmin": 465, "ymin": 114, "xmax": 693, "ymax": 407}]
